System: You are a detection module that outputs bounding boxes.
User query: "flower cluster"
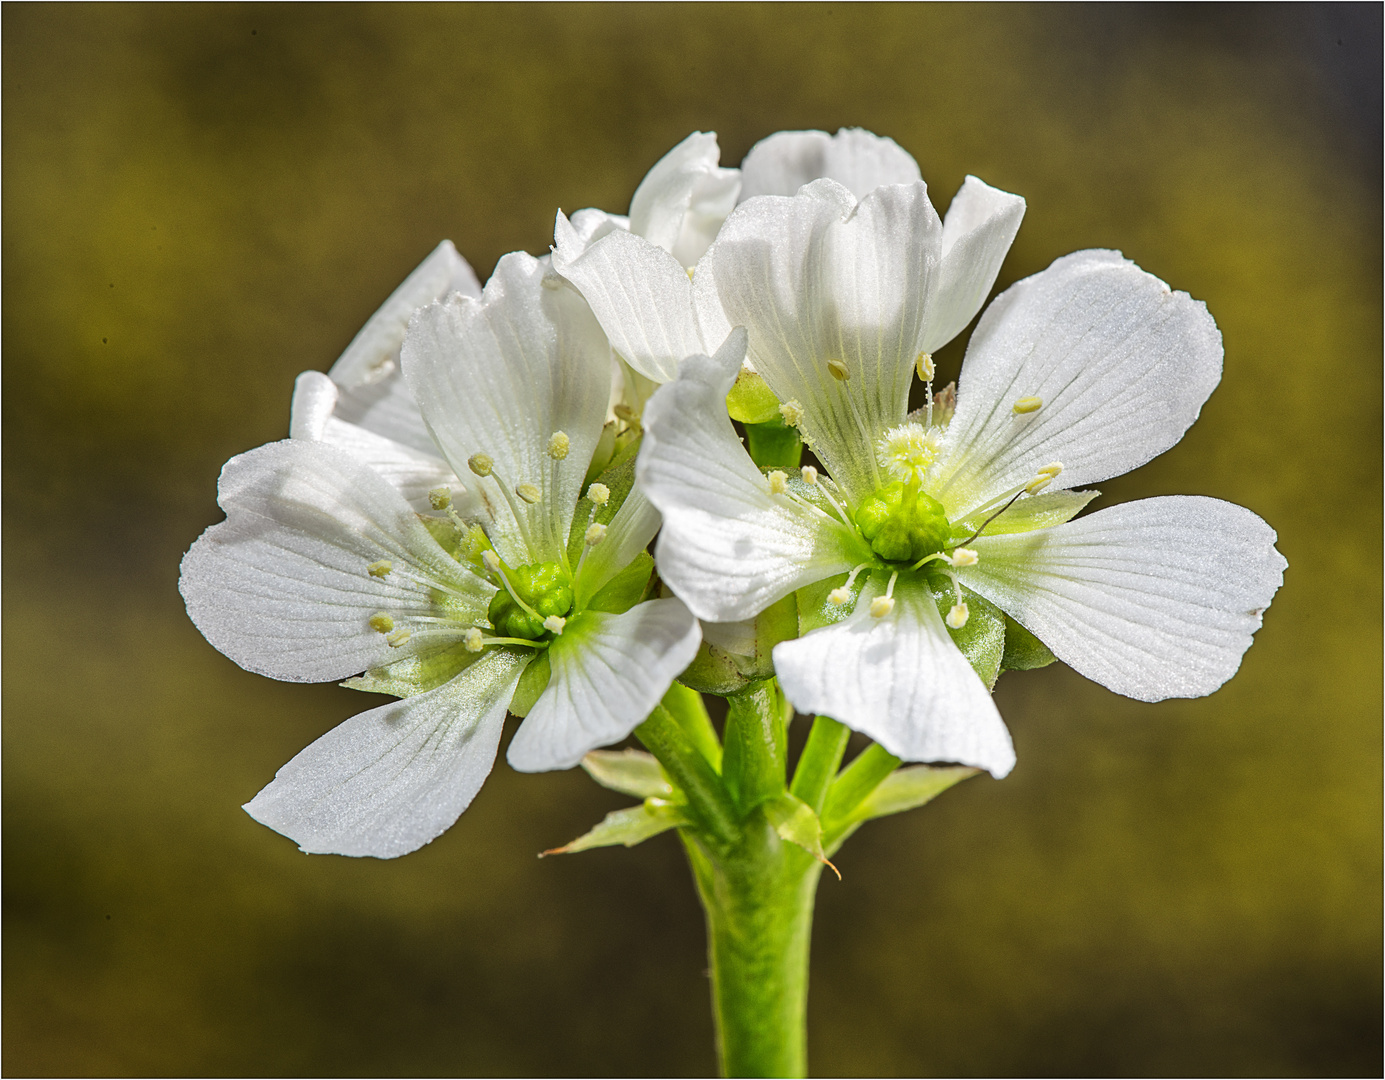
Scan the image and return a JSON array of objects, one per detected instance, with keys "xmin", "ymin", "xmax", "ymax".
[{"xmin": 181, "ymin": 127, "xmax": 1286, "ymax": 858}]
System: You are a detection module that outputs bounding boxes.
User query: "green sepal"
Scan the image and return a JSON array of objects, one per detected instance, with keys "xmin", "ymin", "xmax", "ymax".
[
  {"xmin": 934, "ymin": 585, "xmax": 1006, "ymax": 690},
  {"xmin": 582, "ymin": 421, "xmax": 618, "ymax": 489},
  {"xmin": 566, "ymin": 446, "xmax": 639, "ymax": 569},
  {"xmin": 507, "ymin": 651, "xmax": 549, "ymax": 717},
  {"xmin": 726, "ymin": 367, "xmax": 780, "ymax": 423},
  {"xmin": 953, "ymin": 488, "xmax": 1099, "ymax": 539},
  {"xmin": 797, "ymin": 573, "xmax": 862, "ymax": 635},
  {"xmin": 763, "ymin": 792, "xmax": 838, "ymax": 877},
  {"xmin": 342, "ymin": 641, "xmax": 475, "ymax": 698},
  {"xmin": 1001, "ymin": 614, "xmax": 1056, "ymax": 671},
  {"xmin": 586, "ymin": 551, "xmax": 654, "ymax": 614},
  {"xmin": 745, "ymin": 418, "xmax": 803, "ymax": 468},
  {"xmin": 701, "ymin": 592, "xmax": 799, "ymax": 683},
  {"xmin": 420, "ymin": 515, "xmax": 466, "ymax": 560},
  {"xmin": 580, "ymin": 748, "xmax": 673, "ymax": 799},
  {"xmin": 541, "ymin": 797, "xmax": 690, "ymax": 855},
  {"xmin": 824, "ymin": 764, "xmax": 978, "ymax": 856},
  {"xmin": 679, "ymin": 641, "xmax": 754, "ymax": 695}
]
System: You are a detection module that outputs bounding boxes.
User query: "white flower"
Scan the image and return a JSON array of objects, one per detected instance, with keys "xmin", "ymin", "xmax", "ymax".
[
  {"xmin": 635, "ymin": 175, "xmax": 1286, "ymax": 778},
  {"xmin": 180, "ymin": 252, "xmax": 701, "ymax": 858},
  {"xmin": 551, "ymin": 127, "xmax": 1024, "ymax": 387}
]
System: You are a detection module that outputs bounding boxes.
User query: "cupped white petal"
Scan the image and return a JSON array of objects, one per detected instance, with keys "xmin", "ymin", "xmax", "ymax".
[
  {"xmin": 244, "ymin": 648, "xmax": 528, "ymax": 858},
  {"xmin": 698, "ymin": 178, "xmax": 943, "ymax": 503},
  {"xmin": 628, "ymin": 131, "xmax": 740, "ymax": 268},
  {"xmin": 930, "ymin": 250, "xmax": 1224, "ymax": 521},
  {"xmin": 290, "ymin": 371, "xmax": 464, "ymax": 514},
  {"xmin": 329, "ymin": 239, "xmax": 481, "ymax": 388},
  {"xmin": 507, "ymin": 598, "xmax": 702, "ymax": 772},
  {"xmin": 402, "ymin": 252, "xmax": 610, "ymax": 565},
  {"xmin": 773, "ymin": 575, "xmax": 1016, "ymax": 777},
  {"xmin": 638, "ymin": 330, "xmax": 860, "ymax": 621},
  {"xmin": 738, "ymin": 127, "xmax": 921, "ymax": 202},
  {"xmin": 180, "ymin": 439, "xmax": 490, "ymax": 683},
  {"xmin": 573, "ymin": 484, "xmax": 661, "ymax": 608},
  {"xmin": 552, "ymin": 215, "xmax": 705, "ymax": 384},
  {"xmin": 567, "ymin": 207, "xmax": 630, "ymax": 247},
  {"xmin": 963, "ymin": 496, "xmax": 1286, "ymax": 701},
  {"xmin": 923, "ymin": 176, "xmax": 1026, "ymax": 352}
]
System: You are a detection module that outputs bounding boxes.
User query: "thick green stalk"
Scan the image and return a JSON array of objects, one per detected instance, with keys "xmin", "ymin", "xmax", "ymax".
[
  {"xmin": 721, "ymin": 680, "xmax": 787, "ymax": 814},
  {"xmin": 684, "ymin": 812, "xmax": 822, "ymax": 1078},
  {"xmin": 636, "ymin": 707, "xmax": 737, "ymax": 847},
  {"xmin": 662, "ymin": 680, "xmax": 723, "ymax": 770}
]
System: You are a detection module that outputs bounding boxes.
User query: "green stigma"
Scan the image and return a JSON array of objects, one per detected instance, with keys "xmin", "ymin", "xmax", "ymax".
[
  {"xmin": 854, "ymin": 481, "xmax": 950, "ymax": 563},
  {"xmin": 487, "ymin": 561, "xmax": 574, "ymax": 640}
]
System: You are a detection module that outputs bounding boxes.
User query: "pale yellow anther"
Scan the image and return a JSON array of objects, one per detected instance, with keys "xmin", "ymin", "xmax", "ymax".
[
  {"xmin": 686, "ymin": 266, "xmax": 695, "ymax": 280},
  {"xmin": 949, "ymin": 547, "xmax": 979, "ymax": 567},
  {"xmin": 587, "ymin": 482, "xmax": 610, "ymax": 506},
  {"xmin": 584, "ymin": 522, "xmax": 607, "ymax": 547},
  {"xmin": 1038, "ymin": 461, "xmax": 1064, "ymax": 478},
  {"xmin": 870, "ymin": 595, "xmax": 895, "ymax": 618},
  {"xmin": 828, "ymin": 587, "xmax": 852, "ymax": 605},
  {"xmin": 516, "ymin": 482, "xmax": 541, "ymax": 504},
  {"xmin": 800, "ymin": 465, "xmax": 819, "ymax": 485},
  {"xmin": 428, "ymin": 487, "xmax": 452, "ymax": 510},
  {"xmin": 547, "ymin": 431, "xmax": 570, "ymax": 460},
  {"xmin": 826, "ymin": 358, "xmax": 850, "ymax": 382},
  {"xmin": 468, "ymin": 452, "xmax": 494, "ymax": 477},
  {"xmin": 613, "ymin": 403, "xmax": 639, "ymax": 424},
  {"xmin": 367, "ymin": 559, "xmax": 393, "ymax": 578},
  {"xmin": 1025, "ymin": 474, "xmax": 1053, "ymax": 495},
  {"xmin": 481, "ymin": 550, "xmax": 502, "ymax": 573},
  {"xmin": 386, "ymin": 629, "xmax": 412, "ymax": 647},
  {"xmin": 368, "ymin": 612, "xmax": 395, "ymax": 634},
  {"xmin": 916, "ymin": 352, "xmax": 935, "ymax": 381},
  {"xmin": 779, "ymin": 399, "xmax": 805, "ymax": 427},
  {"xmin": 946, "ymin": 602, "xmax": 970, "ymax": 629},
  {"xmin": 463, "ymin": 628, "xmax": 484, "ymax": 653},
  {"xmin": 543, "ymin": 615, "xmax": 567, "ymax": 635},
  {"xmin": 1012, "ymin": 396, "xmax": 1044, "ymax": 415},
  {"xmin": 767, "ymin": 470, "xmax": 788, "ymax": 495}
]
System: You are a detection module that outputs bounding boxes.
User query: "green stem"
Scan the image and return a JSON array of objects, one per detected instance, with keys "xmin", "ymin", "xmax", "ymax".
[
  {"xmin": 636, "ymin": 707, "xmax": 737, "ymax": 847},
  {"xmin": 661, "ymin": 680, "xmax": 723, "ymax": 770},
  {"xmin": 823, "ymin": 742, "xmax": 901, "ymax": 827},
  {"xmin": 684, "ymin": 815, "xmax": 822, "ymax": 1077},
  {"xmin": 721, "ymin": 680, "xmax": 787, "ymax": 814},
  {"xmin": 789, "ymin": 716, "xmax": 851, "ymax": 815}
]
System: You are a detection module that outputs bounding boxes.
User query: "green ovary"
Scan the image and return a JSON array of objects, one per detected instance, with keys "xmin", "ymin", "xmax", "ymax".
[
  {"xmin": 854, "ymin": 481, "xmax": 951, "ymax": 563},
  {"xmin": 487, "ymin": 561, "xmax": 574, "ymax": 640}
]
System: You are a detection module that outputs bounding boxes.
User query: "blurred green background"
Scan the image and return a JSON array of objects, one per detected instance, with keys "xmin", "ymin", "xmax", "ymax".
[{"xmin": 4, "ymin": 4, "xmax": 1380, "ymax": 1075}]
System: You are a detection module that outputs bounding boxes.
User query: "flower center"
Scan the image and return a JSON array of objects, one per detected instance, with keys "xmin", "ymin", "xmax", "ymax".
[
  {"xmin": 486, "ymin": 560, "xmax": 574, "ymax": 640},
  {"xmin": 853, "ymin": 480, "xmax": 951, "ymax": 564}
]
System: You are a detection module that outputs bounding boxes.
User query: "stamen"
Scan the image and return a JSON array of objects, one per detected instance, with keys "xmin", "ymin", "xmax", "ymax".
[
  {"xmin": 870, "ymin": 571, "xmax": 900, "ymax": 618},
  {"xmin": 780, "ymin": 400, "xmax": 805, "ymax": 428},
  {"xmin": 463, "ymin": 628, "xmax": 484, "ymax": 653},
  {"xmin": 516, "ymin": 482, "xmax": 542, "ymax": 504},
  {"xmin": 946, "ymin": 602, "xmax": 970, "ymax": 629},
  {"xmin": 587, "ymin": 482, "xmax": 610, "ymax": 506},
  {"xmin": 949, "ymin": 547, "xmax": 979, "ymax": 567},
  {"xmin": 481, "ymin": 549, "xmax": 502, "ymax": 574},
  {"xmin": 386, "ymin": 629, "xmax": 412, "ymax": 647},
  {"xmin": 547, "ymin": 431, "xmax": 570, "ymax": 460},
  {"xmin": 543, "ymin": 615, "xmax": 567, "ymax": 635},
  {"xmin": 468, "ymin": 453, "xmax": 494, "ymax": 477},
  {"xmin": 1012, "ymin": 396, "xmax": 1043, "ymax": 415},
  {"xmin": 767, "ymin": 470, "xmax": 788, "ymax": 495},
  {"xmin": 585, "ymin": 522, "xmax": 607, "ymax": 546},
  {"xmin": 1037, "ymin": 461, "xmax": 1064, "ymax": 478},
  {"xmin": 826, "ymin": 357, "xmax": 850, "ymax": 381},
  {"xmin": 1025, "ymin": 474, "xmax": 1053, "ymax": 495},
  {"xmin": 368, "ymin": 612, "xmax": 395, "ymax": 634},
  {"xmin": 801, "ymin": 465, "xmax": 818, "ymax": 485},
  {"xmin": 367, "ymin": 559, "xmax": 392, "ymax": 578},
  {"xmin": 916, "ymin": 352, "xmax": 935, "ymax": 381},
  {"xmin": 829, "ymin": 564, "xmax": 869, "ymax": 606},
  {"xmin": 428, "ymin": 487, "xmax": 452, "ymax": 510}
]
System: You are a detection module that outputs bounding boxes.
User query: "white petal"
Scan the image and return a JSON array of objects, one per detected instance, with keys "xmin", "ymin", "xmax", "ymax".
[
  {"xmin": 552, "ymin": 216, "xmax": 705, "ymax": 384},
  {"xmin": 507, "ymin": 599, "xmax": 702, "ymax": 772},
  {"xmin": 329, "ymin": 240, "xmax": 481, "ymax": 388},
  {"xmin": 963, "ymin": 496, "xmax": 1286, "ymax": 701},
  {"xmin": 738, "ymin": 127, "xmax": 921, "ymax": 202},
  {"xmin": 699, "ymin": 178, "xmax": 942, "ymax": 503},
  {"xmin": 568, "ymin": 207, "xmax": 630, "ymax": 247},
  {"xmin": 930, "ymin": 250, "xmax": 1223, "ymax": 521},
  {"xmin": 401, "ymin": 252, "xmax": 610, "ymax": 565},
  {"xmin": 179, "ymin": 440, "xmax": 489, "ymax": 683},
  {"xmin": 330, "ymin": 368, "xmax": 440, "ymax": 458},
  {"xmin": 628, "ymin": 131, "xmax": 740, "ymax": 267},
  {"xmin": 922, "ymin": 176, "xmax": 1026, "ymax": 352},
  {"xmin": 773, "ymin": 575, "xmax": 1016, "ymax": 777},
  {"xmin": 638, "ymin": 330, "xmax": 860, "ymax": 621},
  {"xmin": 573, "ymin": 483, "xmax": 661, "ymax": 608},
  {"xmin": 244, "ymin": 649, "xmax": 528, "ymax": 858}
]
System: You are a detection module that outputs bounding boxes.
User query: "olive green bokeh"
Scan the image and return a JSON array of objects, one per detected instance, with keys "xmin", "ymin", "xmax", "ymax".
[{"xmin": 4, "ymin": 4, "xmax": 1380, "ymax": 1075}]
